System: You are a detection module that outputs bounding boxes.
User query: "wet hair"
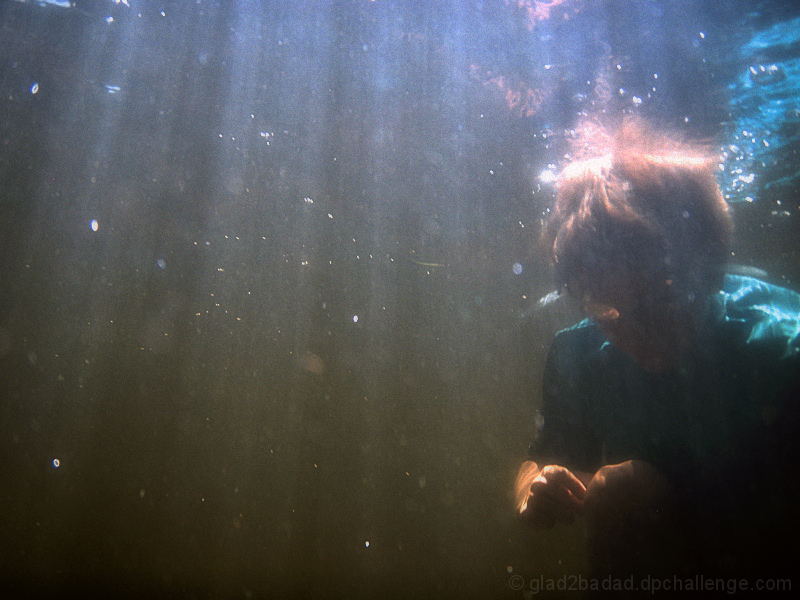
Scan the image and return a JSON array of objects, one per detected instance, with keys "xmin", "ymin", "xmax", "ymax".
[{"xmin": 542, "ymin": 119, "xmax": 734, "ymax": 303}]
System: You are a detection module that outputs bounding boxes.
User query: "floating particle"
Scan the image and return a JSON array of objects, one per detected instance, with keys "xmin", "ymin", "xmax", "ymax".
[
  {"xmin": 536, "ymin": 290, "xmax": 561, "ymax": 310},
  {"xmin": 538, "ymin": 168, "xmax": 557, "ymax": 184},
  {"xmin": 352, "ymin": 315, "xmax": 358, "ymax": 323},
  {"xmin": 749, "ymin": 64, "xmax": 786, "ymax": 86},
  {"xmin": 90, "ymin": 219, "xmax": 99, "ymax": 231},
  {"xmin": 53, "ymin": 459, "xmax": 60, "ymax": 468},
  {"xmin": 156, "ymin": 258, "xmax": 166, "ymax": 269},
  {"xmin": 298, "ymin": 351, "xmax": 325, "ymax": 375},
  {"xmin": 512, "ymin": 262, "xmax": 523, "ymax": 275},
  {"xmin": 31, "ymin": 83, "xmax": 39, "ymax": 94}
]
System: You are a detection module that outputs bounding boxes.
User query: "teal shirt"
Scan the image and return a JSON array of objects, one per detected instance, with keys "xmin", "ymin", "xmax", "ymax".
[
  {"xmin": 531, "ymin": 274, "xmax": 800, "ymax": 489},
  {"xmin": 530, "ymin": 275, "xmax": 800, "ymax": 570}
]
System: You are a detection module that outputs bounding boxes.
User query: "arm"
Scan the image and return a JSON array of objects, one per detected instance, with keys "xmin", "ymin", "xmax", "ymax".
[{"xmin": 519, "ymin": 327, "xmax": 603, "ymax": 528}]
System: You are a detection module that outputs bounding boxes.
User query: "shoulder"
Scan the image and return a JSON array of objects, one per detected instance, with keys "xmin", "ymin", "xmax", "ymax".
[
  {"xmin": 716, "ymin": 274, "xmax": 800, "ymax": 359},
  {"xmin": 547, "ymin": 318, "xmax": 610, "ymax": 372},
  {"xmin": 552, "ymin": 318, "xmax": 605, "ymax": 349}
]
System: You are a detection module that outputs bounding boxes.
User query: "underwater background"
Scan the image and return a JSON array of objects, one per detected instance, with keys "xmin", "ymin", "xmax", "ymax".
[{"xmin": 1, "ymin": 0, "xmax": 798, "ymax": 598}]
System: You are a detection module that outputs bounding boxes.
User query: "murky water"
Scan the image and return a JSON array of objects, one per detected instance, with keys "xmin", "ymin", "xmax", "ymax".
[{"xmin": 1, "ymin": 0, "xmax": 798, "ymax": 597}]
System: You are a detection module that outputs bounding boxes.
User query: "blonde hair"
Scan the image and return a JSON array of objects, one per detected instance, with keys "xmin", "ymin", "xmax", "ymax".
[{"xmin": 543, "ymin": 119, "xmax": 733, "ymax": 300}]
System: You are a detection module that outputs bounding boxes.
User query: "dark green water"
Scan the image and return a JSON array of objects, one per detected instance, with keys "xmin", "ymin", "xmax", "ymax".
[{"xmin": 1, "ymin": 1, "xmax": 798, "ymax": 598}]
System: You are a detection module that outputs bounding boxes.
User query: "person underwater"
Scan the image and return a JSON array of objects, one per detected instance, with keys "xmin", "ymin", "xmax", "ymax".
[{"xmin": 516, "ymin": 118, "xmax": 800, "ymax": 577}]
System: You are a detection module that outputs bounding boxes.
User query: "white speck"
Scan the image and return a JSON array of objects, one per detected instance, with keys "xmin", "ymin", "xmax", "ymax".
[
  {"xmin": 699, "ymin": 31, "xmax": 705, "ymax": 39},
  {"xmin": 512, "ymin": 262, "xmax": 523, "ymax": 275},
  {"xmin": 106, "ymin": 16, "xmax": 113, "ymax": 24},
  {"xmin": 90, "ymin": 219, "xmax": 99, "ymax": 231},
  {"xmin": 31, "ymin": 83, "xmax": 39, "ymax": 94},
  {"xmin": 365, "ymin": 541, "xmax": 370, "ymax": 548},
  {"xmin": 738, "ymin": 173, "xmax": 755, "ymax": 184},
  {"xmin": 156, "ymin": 259, "xmax": 166, "ymax": 269},
  {"xmin": 352, "ymin": 315, "xmax": 358, "ymax": 323},
  {"xmin": 536, "ymin": 290, "xmax": 561, "ymax": 310},
  {"xmin": 303, "ymin": 197, "xmax": 313, "ymax": 204},
  {"xmin": 53, "ymin": 459, "xmax": 60, "ymax": 468},
  {"xmin": 538, "ymin": 168, "xmax": 557, "ymax": 184},
  {"xmin": 507, "ymin": 566, "xmax": 513, "ymax": 574},
  {"xmin": 632, "ymin": 96, "xmax": 642, "ymax": 106}
]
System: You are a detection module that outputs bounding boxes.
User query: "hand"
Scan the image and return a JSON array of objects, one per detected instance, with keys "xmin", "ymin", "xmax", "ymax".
[
  {"xmin": 583, "ymin": 460, "xmax": 676, "ymax": 525},
  {"xmin": 516, "ymin": 461, "xmax": 587, "ymax": 529}
]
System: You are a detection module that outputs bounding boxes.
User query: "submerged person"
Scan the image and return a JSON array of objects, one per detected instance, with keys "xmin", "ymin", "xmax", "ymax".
[{"xmin": 516, "ymin": 119, "xmax": 800, "ymax": 577}]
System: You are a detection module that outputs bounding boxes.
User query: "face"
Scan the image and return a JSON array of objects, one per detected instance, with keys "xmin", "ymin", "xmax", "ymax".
[{"xmin": 573, "ymin": 269, "xmax": 700, "ymax": 373}]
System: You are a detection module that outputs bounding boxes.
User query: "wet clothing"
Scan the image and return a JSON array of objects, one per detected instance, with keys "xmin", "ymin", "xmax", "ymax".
[{"xmin": 529, "ymin": 275, "xmax": 800, "ymax": 574}]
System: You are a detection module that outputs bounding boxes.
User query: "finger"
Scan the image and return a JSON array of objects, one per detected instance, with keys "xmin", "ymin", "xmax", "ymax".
[
  {"xmin": 523, "ymin": 491, "xmax": 579, "ymax": 528},
  {"xmin": 532, "ymin": 468, "xmax": 586, "ymax": 505},
  {"xmin": 531, "ymin": 478, "xmax": 585, "ymax": 515},
  {"xmin": 539, "ymin": 465, "xmax": 587, "ymax": 501}
]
